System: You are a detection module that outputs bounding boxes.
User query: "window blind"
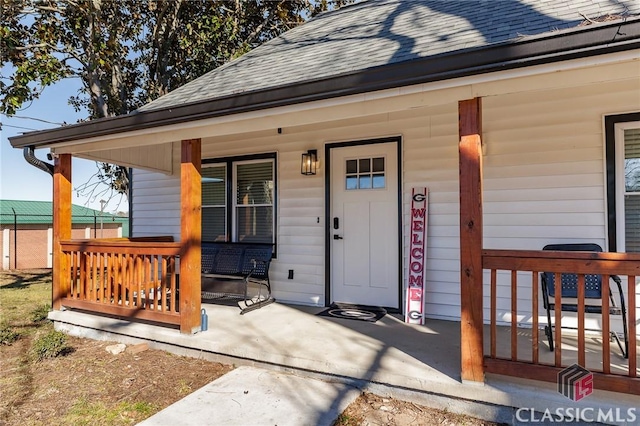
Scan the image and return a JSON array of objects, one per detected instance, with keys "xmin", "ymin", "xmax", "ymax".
[{"xmin": 624, "ymin": 129, "xmax": 640, "ymax": 252}]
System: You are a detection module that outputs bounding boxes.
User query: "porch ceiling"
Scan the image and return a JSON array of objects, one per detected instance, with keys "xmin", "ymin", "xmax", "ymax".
[{"xmin": 70, "ymin": 142, "xmax": 173, "ymax": 174}]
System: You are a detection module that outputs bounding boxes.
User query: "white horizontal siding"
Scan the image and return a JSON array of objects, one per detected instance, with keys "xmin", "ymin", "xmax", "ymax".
[{"xmin": 130, "ymin": 142, "xmax": 181, "ymax": 239}]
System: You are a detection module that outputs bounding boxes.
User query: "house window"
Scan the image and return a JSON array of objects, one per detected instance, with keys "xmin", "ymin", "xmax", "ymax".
[
  {"xmin": 605, "ymin": 114, "xmax": 640, "ymax": 252},
  {"xmin": 202, "ymin": 154, "xmax": 276, "ymax": 247},
  {"xmin": 202, "ymin": 165, "xmax": 227, "ymax": 241},
  {"xmin": 616, "ymin": 125, "xmax": 640, "ymax": 252}
]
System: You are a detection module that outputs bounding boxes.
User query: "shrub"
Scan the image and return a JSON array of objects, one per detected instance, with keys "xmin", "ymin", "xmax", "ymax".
[
  {"xmin": 0, "ymin": 325, "xmax": 20, "ymax": 345},
  {"xmin": 31, "ymin": 330, "xmax": 71, "ymax": 361},
  {"xmin": 31, "ymin": 303, "xmax": 51, "ymax": 322}
]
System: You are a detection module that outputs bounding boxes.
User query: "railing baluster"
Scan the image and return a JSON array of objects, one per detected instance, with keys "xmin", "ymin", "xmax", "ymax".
[
  {"xmin": 554, "ymin": 272, "xmax": 562, "ymax": 367},
  {"xmin": 137, "ymin": 255, "xmax": 143, "ymax": 308},
  {"xmin": 511, "ymin": 270, "xmax": 518, "ymax": 361},
  {"xmin": 162, "ymin": 257, "xmax": 168, "ymax": 312},
  {"xmin": 86, "ymin": 253, "xmax": 91, "ymax": 300},
  {"xmin": 602, "ymin": 274, "xmax": 611, "ymax": 374},
  {"xmin": 107, "ymin": 254, "xmax": 113, "ymax": 305},
  {"xmin": 532, "ymin": 271, "xmax": 539, "ymax": 364},
  {"xmin": 62, "ymin": 252, "xmax": 70, "ymax": 301},
  {"xmin": 491, "ymin": 269, "xmax": 497, "ymax": 359},
  {"xmin": 121, "ymin": 254, "xmax": 126, "ymax": 305},
  {"xmin": 71, "ymin": 251, "xmax": 77, "ymax": 299},
  {"xmin": 96, "ymin": 253, "xmax": 101, "ymax": 302},
  {"xmin": 128, "ymin": 254, "xmax": 133, "ymax": 304},
  {"xmin": 153, "ymin": 256, "xmax": 161, "ymax": 311},
  {"xmin": 145, "ymin": 256, "xmax": 150, "ymax": 310},
  {"xmin": 132, "ymin": 255, "xmax": 137, "ymax": 306},
  {"xmin": 577, "ymin": 274, "xmax": 586, "ymax": 367},
  {"xmin": 128, "ymin": 255, "xmax": 134, "ymax": 307},
  {"xmin": 114, "ymin": 254, "xmax": 121, "ymax": 305},
  {"xmin": 134, "ymin": 255, "xmax": 139, "ymax": 306},
  {"xmin": 67, "ymin": 252, "xmax": 73, "ymax": 299},
  {"xmin": 629, "ymin": 275, "xmax": 637, "ymax": 378},
  {"xmin": 169, "ymin": 257, "xmax": 176, "ymax": 313},
  {"xmin": 101, "ymin": 253, "xmax": 106, "ymax": 303},
  {"xmin": 80, "ymin": 252, "xmax": 87, "ymax": 301},
  {"xmin": 91, "ymin": 252, "xmax": 97, "ymax": 302},
  {"xmin": 85, "ymin": 253, "xmax": 90, "ymax": 300}
]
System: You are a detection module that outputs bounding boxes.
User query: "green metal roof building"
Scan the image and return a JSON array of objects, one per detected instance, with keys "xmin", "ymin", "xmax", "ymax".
[{"xmin": 1, "ymin": 200, "xmax": 129, "ymax": 269}]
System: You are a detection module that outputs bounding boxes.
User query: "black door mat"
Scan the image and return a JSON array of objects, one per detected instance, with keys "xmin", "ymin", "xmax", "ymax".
[{"xmin": 316, "ymin": 303, "xmax": 387, "ymax": 323}]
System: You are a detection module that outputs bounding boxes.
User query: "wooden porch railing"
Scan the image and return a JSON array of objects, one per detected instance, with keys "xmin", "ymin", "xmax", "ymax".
[
  {"xmin": 59, "ymin": 237, "xmax": 182, "ymax": 325},
  {"xmin": 482, "ymin": 249, "xmax": 639, "ymax": 395}
]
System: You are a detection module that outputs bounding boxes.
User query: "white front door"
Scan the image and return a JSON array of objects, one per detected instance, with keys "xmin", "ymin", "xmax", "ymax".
[{"xmin": 330, "ymin": 141, "xmax": 399, "ymax": 308}]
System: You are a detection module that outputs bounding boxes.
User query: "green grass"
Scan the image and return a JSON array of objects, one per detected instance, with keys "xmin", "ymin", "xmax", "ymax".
[
  {"xmin": 31, "ymin": 329, "xmax": 72, "ymax": 361},
  {"xmin": 63, "ymin": 398, "xmax": 157, "ymax": 425},
  {"xmin": 0, "ymin": 324, "xmax": 20, "ymax": 345},
  {"xmin": 30, "ymin": 303, "xmax": 51, "ymax": 322},
  {"xmin": 333, "ymin": 413, "xmax": 359, "ymax": 425},
  {"xmin": 0, "ymin": 270, "xmax": 52, "ymax": 329}
]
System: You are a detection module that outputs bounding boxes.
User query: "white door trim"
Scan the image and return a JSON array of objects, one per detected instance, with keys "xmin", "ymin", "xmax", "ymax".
[{"xmin": 324, "ymin": 136, "xmax": 403, "ymax": 310}]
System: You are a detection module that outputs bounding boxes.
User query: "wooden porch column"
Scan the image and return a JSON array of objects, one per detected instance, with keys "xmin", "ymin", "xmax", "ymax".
[
  {"xmin": 180, "ymin": 139, "xmax": 202, "ymax": 334},
  {"xmin": 52, "ymin": 154, "xmax": 72, "ymax": 310},
  {"xmin": 459, "ymin": 98, "xmax": 484, "ymax": 382}
]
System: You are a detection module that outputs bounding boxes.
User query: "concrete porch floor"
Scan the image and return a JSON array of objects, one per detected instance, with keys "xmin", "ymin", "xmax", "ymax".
[{"xmin": 50, "ymin": 301, "xmax": 639, "ymax": 424}]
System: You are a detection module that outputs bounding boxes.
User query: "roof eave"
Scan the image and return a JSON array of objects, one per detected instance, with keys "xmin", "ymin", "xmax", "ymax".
[{"xmin": 9, "ymin": 18, "xmax": 640, "ymax": 149}]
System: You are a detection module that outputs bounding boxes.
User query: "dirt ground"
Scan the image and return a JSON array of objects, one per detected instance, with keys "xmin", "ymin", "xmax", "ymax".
[
  {"xmin": 337, "ymin": 393, "xmax": 502, "ymax": 426},
  {"xmin": 0, "ymin": 334, "xmax": 233, "ymax": 425},
  {"xmin": 1, "ymin": 270, "xmax": 501, "ymax": 425}
]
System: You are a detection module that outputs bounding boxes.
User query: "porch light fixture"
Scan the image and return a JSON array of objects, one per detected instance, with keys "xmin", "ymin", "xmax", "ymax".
[{"xmin": 301, "ymin": 149, "xmax": 318, "ymax": 175}]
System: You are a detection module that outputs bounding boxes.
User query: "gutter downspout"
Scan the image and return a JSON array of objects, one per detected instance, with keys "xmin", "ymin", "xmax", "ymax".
[{"xmin": 23, "ymin": 146, "xmax": 54, "ymax": 176}]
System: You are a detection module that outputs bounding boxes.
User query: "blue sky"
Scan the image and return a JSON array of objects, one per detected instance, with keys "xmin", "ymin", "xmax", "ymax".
[{"xmin": 0, "ymin": 74, "xmax": 127, "ymax": 213}]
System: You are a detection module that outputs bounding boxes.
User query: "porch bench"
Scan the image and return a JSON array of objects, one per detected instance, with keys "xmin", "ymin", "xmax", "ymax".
[{"xmin": 201, "ymin": 241, "xmax": 275, "ymax": 314}]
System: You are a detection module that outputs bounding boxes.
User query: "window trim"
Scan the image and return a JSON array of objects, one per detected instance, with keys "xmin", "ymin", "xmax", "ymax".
[
  {"xmin": 604, "ymin": 113, "xmax": 640, "ymax": 252},
  {"xmin": 202, "ymin": 153, "xmax": 277, "ymax": 256}
]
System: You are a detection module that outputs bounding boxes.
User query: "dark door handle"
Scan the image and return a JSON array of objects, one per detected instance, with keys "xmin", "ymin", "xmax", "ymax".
[{"xmin": 333, "ymin": 234, "xmax": 343, "ymax": 240}]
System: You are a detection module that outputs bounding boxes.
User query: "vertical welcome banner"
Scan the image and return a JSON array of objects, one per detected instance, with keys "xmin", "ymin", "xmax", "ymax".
[{"xmin": 405, "ymin": 187, "xmax": 428, "ymax": 324}]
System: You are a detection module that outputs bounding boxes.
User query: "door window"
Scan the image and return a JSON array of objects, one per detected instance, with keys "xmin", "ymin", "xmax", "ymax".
[{"xmin": 345, "ymin": 157, "xmax": 385, "ymax": 190}]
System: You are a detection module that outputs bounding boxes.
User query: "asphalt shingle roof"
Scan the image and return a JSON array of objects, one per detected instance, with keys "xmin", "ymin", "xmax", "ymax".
[{"xmin": 139, "ymin": 0, "xmax": 640, "ymax": 113}]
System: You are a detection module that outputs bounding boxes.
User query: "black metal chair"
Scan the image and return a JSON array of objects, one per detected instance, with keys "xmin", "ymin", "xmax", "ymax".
[{"xmin": 541, "ymin": 243, "xmax": 629, "ymax": 358}]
